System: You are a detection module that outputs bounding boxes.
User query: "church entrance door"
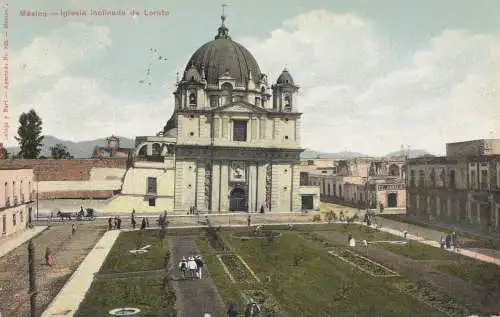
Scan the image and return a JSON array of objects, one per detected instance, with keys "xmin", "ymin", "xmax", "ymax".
[{"xmin": 229, "ymin": 188, "xmax": 247, "ymax": 212}]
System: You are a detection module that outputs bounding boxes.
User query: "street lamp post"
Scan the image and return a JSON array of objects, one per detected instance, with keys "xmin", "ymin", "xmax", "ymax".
[{"xmin": 36, "ymin": 175, "xmax": 39, "ymax": 221}]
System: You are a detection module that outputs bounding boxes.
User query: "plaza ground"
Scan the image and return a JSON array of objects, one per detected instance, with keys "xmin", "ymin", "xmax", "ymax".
[{"xmin": 2, "ymin": 203, "xmax": 500, "ymax": 316}]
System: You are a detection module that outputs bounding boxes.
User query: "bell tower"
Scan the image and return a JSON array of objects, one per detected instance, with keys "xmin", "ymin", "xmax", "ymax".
[{"xmin": 272, "ymin": 68, "xmax": 299, "ymax": 112}]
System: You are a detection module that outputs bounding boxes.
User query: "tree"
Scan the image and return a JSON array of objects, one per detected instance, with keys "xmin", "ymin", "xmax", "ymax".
[
  {"xmin": 50, "ymin": 143, "xmax": 73, "ymax": 159},
  {"xmin": 15, "ymin": 109, "xmax": 44, "ymax": 159}
]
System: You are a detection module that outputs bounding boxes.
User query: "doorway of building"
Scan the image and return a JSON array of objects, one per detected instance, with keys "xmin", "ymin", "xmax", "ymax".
[
  {"xmin": 229, "ymin": 188, "xmax": 247, "ymax": 212},
  {"xmin": 301, "ymin": 195, "xmax": 314, "ymax": 210},
  {"xmin": 387, "ymin": 193, "xmax": 398, "ymax": 208}
]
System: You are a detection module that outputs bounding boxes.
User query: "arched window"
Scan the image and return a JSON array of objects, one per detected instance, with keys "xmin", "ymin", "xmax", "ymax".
[
  {"xmin": 210, "ymin": 95, "xmax": 219, "ymax": 107},
  {"xmin": 152, "ymin": 143, "xmax": 162, "ymax": 156},
  {"xmin": 189, "ymin": 90, "xmax": 197, "ymax": 107},
  {"xmin": 221, "ymin": 83, "xmax": 233, "ymax": 105},
  {"xmin": 388, "ymin": 164, "xmax": 400, "ymax": 177},
  {"xmin": 138, "ymin": 145, "xmax": 147, "ymax": 156},
  {"xmin": 255, "ymin": 96, "xmax": 261, "ymax": 106},
  {"xmin": 12, "ymin": 181, "xmax": 15, "ymax": 199},
  {"xmin": 284, "ymin": 93, "xmax": 292, "ymax": 112},
  {"xmin": 20, "ymin": 180, "xmax": 23, "ymax": 200},
  {"xmin": 4, "ymin": 182, "xmax": 7, "ymax": 203}
]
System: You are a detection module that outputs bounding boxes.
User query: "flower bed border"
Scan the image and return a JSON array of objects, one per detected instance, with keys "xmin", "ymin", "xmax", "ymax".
[
  {"xmin": 232, "ymin": 231, "xmax": 282, "ymax": 240},
  {"xmin": 217, "ymin": 253, "xmax": 260, "ymax": 283},
  {"xmin": 328, "ymin": 248, "xmax": 400, "ymax": 277}
]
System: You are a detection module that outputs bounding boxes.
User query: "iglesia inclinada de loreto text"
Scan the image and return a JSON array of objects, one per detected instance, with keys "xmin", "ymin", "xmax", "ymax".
[{"xmin": 123, "ymin": 14, "xmax": 309, "ymax": 214}]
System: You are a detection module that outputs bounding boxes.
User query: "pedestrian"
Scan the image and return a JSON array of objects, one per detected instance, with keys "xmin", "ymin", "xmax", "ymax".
[
  {"xmin": 131, "ymin": 214, "xmax": 136, "ymax": 229},
  {"xmin": 141, "ymin": 217, "xmax": 147, "ymax": 230},
  {"xmin": 440, "ymin": 236, "xmax": 445, "ymax": 249},
  {"xmin": 227, "ymin": 303, "xmax": 238, "ymax": 317},
  {"xmin": 194, "ymin": 255, "xmax": 204, "ymax": 279},
  {"xmin": 247, "ymin": 215, "xmax": 251, "ymax": 227},
  {"xmin": 71, "ymin": 223, "xmax": 76, "ymax": 235},
  {"xmin": 347, "ymin": 233, "xmax": 353, "ymax": 244},
  {"xmin": 45, "ymin": 247, "xmax": 53, "ymax": 267},
  {"xmin": 451, "ymin": 231, "xmax": 457, "ymax": 247},
  {"xmin": 145, "ymin": 217, "xmax": 150, "ymax": 228},
  {"xmin": 260, "ymin": 205, "xmax": 264, "ymax": 214},
  {"xmin": 108, "ymin": 217, "xmax": 113, "ymax": 230},
  {"xmin": 445, "ymin": 234, "xmax": 451, "ymax": 249},
  {"xmin": 117, "ymin": 216, "xmax": 122, "ymax": 230},
  {"xmin": 403, "ymin": 230, "xmax": 408, "ymax": 239}
]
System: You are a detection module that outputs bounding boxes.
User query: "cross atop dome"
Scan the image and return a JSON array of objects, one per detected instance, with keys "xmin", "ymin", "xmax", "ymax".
[{"xmin": 215, "ymin": 4, "xmax": 231, "ymax": 40}]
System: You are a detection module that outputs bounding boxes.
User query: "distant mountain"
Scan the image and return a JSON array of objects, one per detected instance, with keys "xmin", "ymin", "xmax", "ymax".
[
  {"xmin": 6, "ymin": 135, "xmax": 135, "ymax": 159},
  {"xmin": 301, "ymin": 149, "xmax": 368, "ymax": 159},
  {"xmin": 384, "ymin": 149, "xmax": 434, "ymax": 159}
]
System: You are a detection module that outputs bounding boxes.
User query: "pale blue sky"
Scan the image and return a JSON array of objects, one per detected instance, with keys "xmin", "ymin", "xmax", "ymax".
[{"xmin": 6, "ymin": 0, "xmax": 500, "ymax": 155}]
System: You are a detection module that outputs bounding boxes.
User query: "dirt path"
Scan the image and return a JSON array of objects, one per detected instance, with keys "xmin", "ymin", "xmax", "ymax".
[
  {"xmin": 168, "ymin": 236, "xmax": 226, "ymax": 317},
  {"xmin": 0, "ymin": 223, "xmax": 105, "ymax": 317},
  {"xmin": 314, "ymin": 230, "xmax": 500, "ymax": 315}
]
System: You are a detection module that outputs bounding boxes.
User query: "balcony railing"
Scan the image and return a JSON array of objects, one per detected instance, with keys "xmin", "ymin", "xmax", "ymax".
[
  {"xmin": 13, "ymin": 196, "xmax": 18, "ymax": 206},
  {"xmin": 5, "ymin": 197, "xmax": 10, "ymax": 207}
]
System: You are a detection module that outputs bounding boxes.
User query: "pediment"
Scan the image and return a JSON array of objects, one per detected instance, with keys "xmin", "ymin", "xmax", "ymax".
[{"xmin": 216, "ymin": 102, "xmax": 267, "ymax": 114}]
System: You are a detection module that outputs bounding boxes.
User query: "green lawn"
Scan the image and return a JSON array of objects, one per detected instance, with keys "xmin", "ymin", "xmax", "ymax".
[
  {"xmin": 100, "ymin": 230, "xmax": 168, "ymax": 273},
  {"xmin": 198, "ymin": 228, "xmax": 448, "ymax": 317},
  {"xmin": 75, "ymin": 277, "xmax": 176, "ymax": 317},
  {"xmin": 437, "ymin": 261, "xmax": 500, "ymax": 294}
]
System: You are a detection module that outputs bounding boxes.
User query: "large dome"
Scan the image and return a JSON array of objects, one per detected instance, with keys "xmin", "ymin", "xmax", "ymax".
[{"xmin": 183, "ymin": 20, "xmax": 262, "ymax": 86}]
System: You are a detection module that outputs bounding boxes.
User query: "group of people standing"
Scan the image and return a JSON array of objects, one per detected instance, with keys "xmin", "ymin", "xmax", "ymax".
[
  {"xmin": 440, "ymin": 232, "xmax": 458, "ymax": 250},
  {"xmin": 178, "ymin": 255, "xmax": 204, "ymax": 279}
]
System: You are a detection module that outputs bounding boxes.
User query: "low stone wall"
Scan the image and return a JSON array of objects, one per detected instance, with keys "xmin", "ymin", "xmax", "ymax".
[{"xmin": 38, "ymin": 190, "xmax": 116, "ymax": 200}]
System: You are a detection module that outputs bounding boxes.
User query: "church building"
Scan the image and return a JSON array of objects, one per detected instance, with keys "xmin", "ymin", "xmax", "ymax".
[{"xmin": 104, "ymin": 15, "xmax": 306, "ymax": 213}]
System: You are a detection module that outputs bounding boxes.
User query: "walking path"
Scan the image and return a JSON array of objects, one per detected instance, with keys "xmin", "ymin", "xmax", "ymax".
[
  {"xmin": 371, "ymin": 223, "xmax": 500, "ymax": 266},
  {"xmin": 168, "ymin": 236, "xmax": 226, "ymax": 317},
  {"xmin": 0, "ymin": 226, "xmax": 47, "ymax": 258},
  {"xmin": 41, "ymin": 230, "xmax": 121, "ymax": 317}
]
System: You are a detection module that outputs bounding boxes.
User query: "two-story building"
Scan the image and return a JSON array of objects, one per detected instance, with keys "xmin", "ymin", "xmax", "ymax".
[
  {"xmin": 102, "ymin": 15, "xmax": 307, "ymax": 213},
  {"xmin": 305, "ymin": 158, "xmax": 407, "ymax": 210},
  {"xmin": 0, "ymin": 168, "xmax": 35, "ymax": 237},
  {"xmin": 407, "ymin": 139, "xmax": 500, "ymax": 231}
]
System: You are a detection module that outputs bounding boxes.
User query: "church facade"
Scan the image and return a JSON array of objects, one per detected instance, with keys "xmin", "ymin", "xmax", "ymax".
[{"xmin": 113, "ymin": 16, "xmax": 305, "ymax": 213}]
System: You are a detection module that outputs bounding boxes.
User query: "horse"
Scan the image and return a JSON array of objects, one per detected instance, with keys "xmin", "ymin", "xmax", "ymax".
[
  {"xmin": 186, "ymin": 257, "xmax": 198, "ymax": 279},
  {"xmin": 178, "ymin": 260, "xmax": 188, "ymax": 278},
  {"xmin": 57, "ymin": 211, "xmax": 72, "ymax": 221}
]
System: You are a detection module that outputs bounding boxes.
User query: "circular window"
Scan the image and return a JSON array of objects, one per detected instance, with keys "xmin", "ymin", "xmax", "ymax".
[
  {"xmin": 109, "ymin": 308, "xmax": 141, "ymax": 316},
  {"xmin": 190, "ymin": 115, "xmax": 194, "ymax": 119},
  {"xmin": 190, "ymin": 132, "xmax": 194, "ymax": 136}
]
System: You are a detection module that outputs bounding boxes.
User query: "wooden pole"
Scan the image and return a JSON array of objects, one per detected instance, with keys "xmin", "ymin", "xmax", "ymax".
[{"xmin": 28, "ymin": 239, "xmax": 37, "ymax": 317}]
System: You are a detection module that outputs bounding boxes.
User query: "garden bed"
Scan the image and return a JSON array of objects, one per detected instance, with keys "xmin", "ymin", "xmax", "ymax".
[
  {"xmin": 232, "ymin": 230, "xmax": 282, "ymax": 240},
  {"xmin": 241, "ymin": 289, "xmax": 288, "ymax": 317},
  {"xmin": 328, "ymin": 247, "xmax": 399, "ymax": 277},
  {"xmin": 219, "ymin": 254, "xmax": 259, "ymax": 283},
  {"xmin": 392, "ymin": 280, "xmax": 470, "ymax": 317}
]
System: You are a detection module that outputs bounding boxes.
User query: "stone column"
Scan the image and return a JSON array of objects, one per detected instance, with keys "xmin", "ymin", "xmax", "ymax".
[
  {"xmin": 174, "ymin": 160, "xmax": 185, "ymax": 212},
  {"xmin": 196, "ymin": 162, "xmax": 206, "ymax": 211},
  {"xmin": 257, "ymin": 162, "xmax": 267, "ymax": 211},
  {"xmin": 248, "ymin": 163, "xmax": 257, "ymax": 212},
  {"xmin": 220, "ymin": 161, "xmax": 229, "ymax": 212},
  {"xmin": 211, "ymin": 162, "xmax": 220, "ymax": 213},
  {"xmin": 271, "ymin": 163, "xmax": 281, "ymax": 212}
]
